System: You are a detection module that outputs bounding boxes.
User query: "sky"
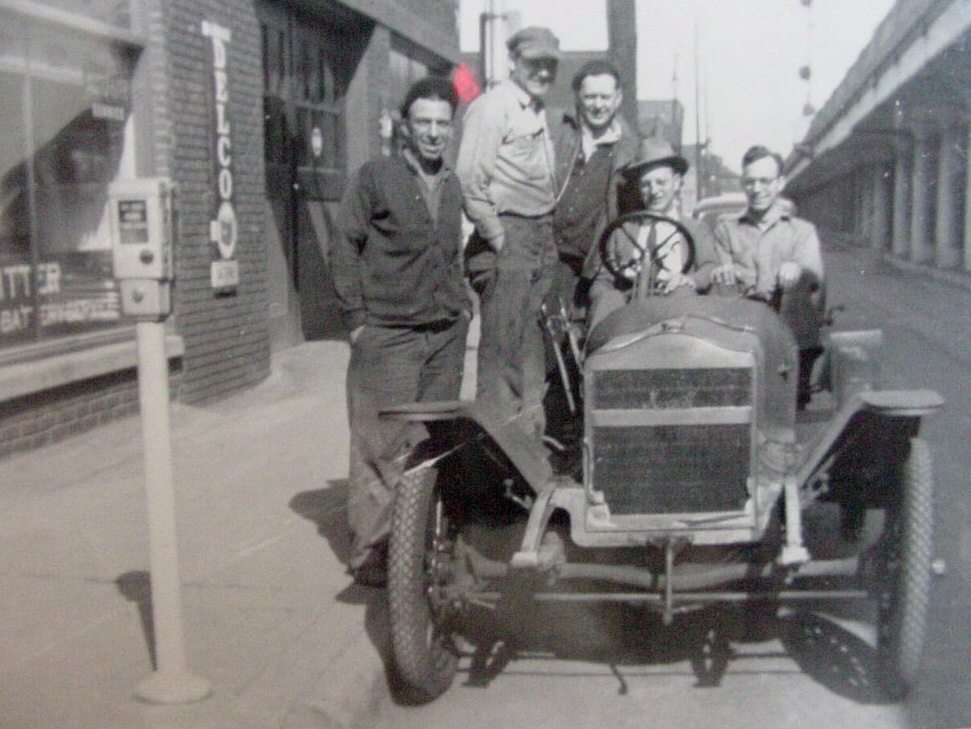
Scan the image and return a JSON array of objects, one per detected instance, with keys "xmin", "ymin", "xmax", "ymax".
[{"xmin": 459, "ymin": 0, "xmax": 896, "ymax": 171}]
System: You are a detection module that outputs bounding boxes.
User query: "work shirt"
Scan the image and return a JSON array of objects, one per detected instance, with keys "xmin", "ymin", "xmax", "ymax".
[
  {"xmin": 405, "ymin": 147, "xmax": 446, "ymax": 226},
  {"xmin": 713, "ymin": 200, "xmax": 823, "ymax": 298},
  {"xmin": 456, "ymin": 79, "xmax": 557, "ymax": 242},
  {"xmin": 333, "ymin": 153, "xmax": 469, "ymax": 331},
  {"xmin": 714, "ymin": 200, "xmax": 824, "ymax": 348}
]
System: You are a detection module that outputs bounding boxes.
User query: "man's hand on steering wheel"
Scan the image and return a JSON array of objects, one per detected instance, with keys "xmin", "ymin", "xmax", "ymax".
[
  {"xmin": 657, "ymin": 270, "xmax": 697, "ymax": 294},
  {"xmin": 598, "ymin": 211, "xmax": 696, "ymax": 295}
]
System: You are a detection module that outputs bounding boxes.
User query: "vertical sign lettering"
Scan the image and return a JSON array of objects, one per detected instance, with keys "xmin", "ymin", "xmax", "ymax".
[{"xmin": 202, "ymin": 20, "xmax": 240, "ymax": 291}]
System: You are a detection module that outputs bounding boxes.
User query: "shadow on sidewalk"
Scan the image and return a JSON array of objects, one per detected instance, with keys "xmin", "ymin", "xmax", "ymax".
[
  {"xmin": 115, "ymin": 570, "xmax": 156, "ymax": 669},
  {"xmin": 289, "ymin": 480, "xmax": 354, "ymax": 567},
  {"xmin": 289, "ymin": 480, "xmax": 395, "ymax": 689}
]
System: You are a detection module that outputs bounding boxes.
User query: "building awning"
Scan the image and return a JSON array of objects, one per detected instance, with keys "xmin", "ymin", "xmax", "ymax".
[
  {"xmin": 788, "ymin": 0, "xmax": 971, "ymax": 185},
  {"xmin": 333, "ymin": 0, "xmax": 461, "ymax": 64}
]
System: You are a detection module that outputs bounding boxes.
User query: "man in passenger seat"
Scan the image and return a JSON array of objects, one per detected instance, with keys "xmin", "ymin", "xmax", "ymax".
[{"xmin": 711, "ymin": 145, "xmax": 825, "ymax": 408}]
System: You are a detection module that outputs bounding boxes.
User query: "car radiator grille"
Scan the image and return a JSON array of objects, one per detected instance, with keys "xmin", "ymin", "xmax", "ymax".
[
  {"xmin": 590, "ymin": 368, "xmax": 752, "ymax": 514},
  {"xmin": 593, "ymin": 368, "xmax": 751, "ymax": 409}
]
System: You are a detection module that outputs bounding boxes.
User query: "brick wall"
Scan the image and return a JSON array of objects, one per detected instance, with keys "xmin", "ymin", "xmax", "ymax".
[
  {"xmin": 163, "ymin": 0, "xmax": 271, "ymax": 404},
  {"xmin": 0, "ymin": 363, "xmax": 183, "ymax": 459}
]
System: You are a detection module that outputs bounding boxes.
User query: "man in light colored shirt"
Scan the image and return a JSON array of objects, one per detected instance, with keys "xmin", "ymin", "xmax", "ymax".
[
  {"xmin": 712, "ymin": 144, "xmax": 825, "ymax": 407},
  {"xmin": 457, "ymin": 26, "xmax": 560, "ymax": 440}
]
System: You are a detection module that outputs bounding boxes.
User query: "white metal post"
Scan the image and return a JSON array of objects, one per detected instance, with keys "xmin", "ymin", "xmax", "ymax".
[{"xmin": 133, "ymin": 319, "xmax": 211, "ymax": 704}]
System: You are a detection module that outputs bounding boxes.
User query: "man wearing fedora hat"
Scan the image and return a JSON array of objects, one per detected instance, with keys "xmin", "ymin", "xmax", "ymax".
[
  {"xmin": 585, "ymin": 137, "xmax": 719, "ymax": 330},
  {"xmin": 456, "ymin": 26, "xmax": 562, "ymax": 439}
]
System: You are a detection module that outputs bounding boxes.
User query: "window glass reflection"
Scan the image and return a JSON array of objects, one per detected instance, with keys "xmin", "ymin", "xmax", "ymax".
[{"xmin": 0, "ymin": 16, "xmax": 133, "ymax": 347}]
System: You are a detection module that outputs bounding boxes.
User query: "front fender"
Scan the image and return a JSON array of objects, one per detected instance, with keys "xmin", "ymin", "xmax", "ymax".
[
  {"xmin": 793, "ymin": 389, "xmax": 943, "ymax": 504},
  {"xmin": 381, "ymin": 399, "xmax": 553, "ymax": 493}
]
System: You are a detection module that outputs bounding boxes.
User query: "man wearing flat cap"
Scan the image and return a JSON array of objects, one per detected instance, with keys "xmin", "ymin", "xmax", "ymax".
[
  {"xmin": 585, "ymin": 137, "xmax": 719, "ymax": 330},
  {"xmin": 456, "ymin": 26, "xmax": 561, "ymax": 440}
]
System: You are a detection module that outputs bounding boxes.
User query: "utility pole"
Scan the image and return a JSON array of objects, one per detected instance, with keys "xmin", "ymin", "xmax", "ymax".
[
  {"xmin": 607, "ymin": 0, "xmax": 638, "ymax": 125},
  {"xmin": 671, "ymin": 55, "xmax": 680, "ymax": 147},
  {"xmin": 693, "ymin": 18, "xmax": 704, "ymax": 202},
  {"xmin": 479, "ymin": 0, "xmax": 520, "ymax": 89}
]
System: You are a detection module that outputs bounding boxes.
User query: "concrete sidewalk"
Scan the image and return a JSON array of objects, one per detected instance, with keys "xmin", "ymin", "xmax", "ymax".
[{"xmin": 0, "ymin": 341, "xmax": 392, "ymax": 729}]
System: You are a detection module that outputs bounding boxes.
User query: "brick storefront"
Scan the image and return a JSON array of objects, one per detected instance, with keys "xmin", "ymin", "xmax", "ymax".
[{"xmin": 0, "ymin": 0, "xmax": 459, "ymax": 455}]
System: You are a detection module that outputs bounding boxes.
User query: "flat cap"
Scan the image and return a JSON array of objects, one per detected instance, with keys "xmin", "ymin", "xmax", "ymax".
[{"xmin": 506, "ymin": 26, "xmax": 561, "ymax": 60}]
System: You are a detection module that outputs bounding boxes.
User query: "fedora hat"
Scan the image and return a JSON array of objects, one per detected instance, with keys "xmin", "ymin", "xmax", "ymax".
[{"xmin": 624, "ymin": 137, "xmax": 689, "ymax": 177}]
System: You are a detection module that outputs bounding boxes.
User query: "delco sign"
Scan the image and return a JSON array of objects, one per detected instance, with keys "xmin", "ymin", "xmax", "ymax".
[{"xmin": 202, "ymin": 20, "xmax": 239, "ymax": 292}]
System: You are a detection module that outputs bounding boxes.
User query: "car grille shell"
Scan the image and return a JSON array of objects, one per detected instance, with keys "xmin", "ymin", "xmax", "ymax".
[{"xmin": 586, "ymin": 337, "xmax": 756, "ymax": 516}]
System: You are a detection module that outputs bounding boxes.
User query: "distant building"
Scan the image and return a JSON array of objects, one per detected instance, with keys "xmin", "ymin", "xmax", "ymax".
[
  {"xmin": 637, "ymin": 99, "xmax": 685, "ymax": 149},
  {"xmin": 678, "ymin": 144, "xmax": 740, "ymax": 213},
  {"xmin": 786, "ymin": 0, "xmax": 971, "ymax": 274}
]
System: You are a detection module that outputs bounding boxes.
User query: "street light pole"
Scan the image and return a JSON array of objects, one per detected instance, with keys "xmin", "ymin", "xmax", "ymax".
[{"xmin": 693, "ymin": 18, "xmax": 704, "ymax": 203}]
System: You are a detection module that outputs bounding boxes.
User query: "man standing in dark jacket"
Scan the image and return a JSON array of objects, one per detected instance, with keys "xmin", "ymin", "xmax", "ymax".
[
  {"xmin": 544, "ymin": 60, "xmax": 638, "ymax": 462},
  {"xmin": 549, "ymin": 59, "xmax": 639, "ymax": 322},
  {"xmin": 332, "ymin": 77, "xmax": 470, "ymax": 586}
]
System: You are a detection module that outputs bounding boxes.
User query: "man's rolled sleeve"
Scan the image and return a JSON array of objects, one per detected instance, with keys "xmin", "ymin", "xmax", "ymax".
[
  {"xmin": 713, "ymin": 219, "xmax": 757, "ymax": 290},
  {"xmin": 794, "ymin": 223, "xmax": 824, "ymax": 288}
]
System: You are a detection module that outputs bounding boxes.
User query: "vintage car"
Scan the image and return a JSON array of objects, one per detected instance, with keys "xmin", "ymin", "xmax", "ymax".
[
  {"xmin": 691, "ymin": 191, "xmax": 796, "ymax": 231},
  {"xmin": 381, "ymin": 211, "xmax": 942, "ymax": 703}
]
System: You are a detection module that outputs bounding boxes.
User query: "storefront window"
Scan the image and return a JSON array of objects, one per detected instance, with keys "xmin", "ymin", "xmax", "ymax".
[
  {"xmin": 293, "ymin": 15, "xmax": 348, "ymax": 197},
  {"xmin": 0, "ymin": 10, "xmax": 135, "ymax": 349}
]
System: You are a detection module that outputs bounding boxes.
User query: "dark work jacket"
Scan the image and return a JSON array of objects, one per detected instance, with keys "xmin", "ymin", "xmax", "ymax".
[
  {"xmin": 333, "ymin": 155, "xmax": 470, "ymax": 330},
  {"xmin": 549, "ymin": 110, "xmax": 641, "ymax": 256}
]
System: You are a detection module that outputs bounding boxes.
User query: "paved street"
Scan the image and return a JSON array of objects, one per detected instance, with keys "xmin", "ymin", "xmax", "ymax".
[{"xmin": 824, "ymin": 244, "xmax": 971, "ymax": 729}]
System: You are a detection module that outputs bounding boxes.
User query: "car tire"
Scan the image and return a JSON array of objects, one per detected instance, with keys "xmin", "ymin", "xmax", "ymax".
[
  {"xmin": 388, "ymin": 465, "xmax": 460, "ymax": 703},
  {"xmin": 874, "ymin": 437, "xmax": 934, "ymax": 700}
]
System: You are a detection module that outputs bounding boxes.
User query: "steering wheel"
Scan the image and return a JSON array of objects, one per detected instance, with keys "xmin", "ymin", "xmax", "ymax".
[{"xmin": 598, "ymin": 211, "xmax": 696, "ymax": 289}]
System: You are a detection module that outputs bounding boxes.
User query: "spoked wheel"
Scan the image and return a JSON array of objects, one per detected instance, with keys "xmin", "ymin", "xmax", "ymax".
[
  {"xmin": 874, "ymin": 437, "xmax": 934, "ymax": 699},
  {"xmin": 598, "ymin": 211, "xmax": 696, "ymax": 287},
  {"xmin": 388, "ymin": 465, "xmax": 461, "ymax": 703}
]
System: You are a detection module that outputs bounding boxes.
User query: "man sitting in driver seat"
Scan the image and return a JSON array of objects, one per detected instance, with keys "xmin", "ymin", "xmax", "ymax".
[{"xmin": 584, "ymin": 138, "xmax": 719, "ymax": 331}]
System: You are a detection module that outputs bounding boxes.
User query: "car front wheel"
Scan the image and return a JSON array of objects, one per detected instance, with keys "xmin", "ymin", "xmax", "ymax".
[
  {"xmin": 388, "ymin": 465, "xmax": 460, "ymax": 703},
  {"xmin": 874, "ymin": 437, "xmax": 934, "ymax": 699}
]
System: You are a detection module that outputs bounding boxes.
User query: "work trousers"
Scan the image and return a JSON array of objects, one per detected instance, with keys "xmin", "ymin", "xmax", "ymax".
[
  {"xmin": 345, "ymin": 318, "xmax": 468, "ymax": 569},
  {"xmin": 475, "ymin": 214, "xmax": 556, "ymax": 440}
]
